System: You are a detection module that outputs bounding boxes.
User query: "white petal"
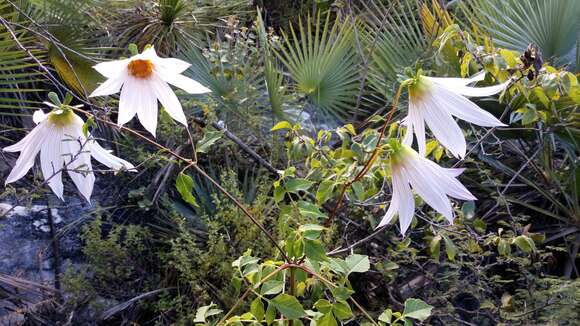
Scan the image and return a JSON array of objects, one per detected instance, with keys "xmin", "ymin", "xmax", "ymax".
[
  {"xmin": 93, "ymin": 59, "xmax": 130, "ymax": 79},
  {"xmin": 62, "ymin": 128, "xmax": 94, "ymax": 202},
  {"xmin": 33, "ymin": 110, "xmax": 48, "ymax": 124},
  {"xmin": 151, "ymin": 77, "xmax": 187, "ymax": 125},
  {"xmin": 402, "ymin": 121, "xmax": 413, "ymax": 147},
  {"xmin": 402, "ymin": 154, "xmax": 454, "ymax": 222},
  {"xmin": 453, "ymin": 81, "xmax": 510, "ymax": 97},
  {"xmin": 4, "ymin": 123, "xmax": 43, "ymax": 153},
  {"xmin": 134, "ymin": 80, "xmax": 159, "ymax": 137},
  {"xmin": 422, "ymin": 95, "xmax": 467, "ymax": 158},
  {"xmin": 88, "ymin": 139, "xmax": 136, "ymax": 172},
  {"xmin": 117, "ymin": 78, "xmax": 139, "ymax": 126},
  {"xmin": 433, "ymin": 84, "xmax": 506, "ymax": 127},
  {"xmin": 153, "ymin": 57, "xmax": 191, "ymax": 74},
  {"xmin": 40, "ymin": 125, "xmax": 64, "ymax": 200},
  {"xmin": 394, "ymin": 167, "xmax": 415, "ymax": 235},
  {"xmin": 89, "ymin": 76, "xmax": 125, "ymax": 97},
  {"xmin": 425, "ymin": 72, "xmax": 485, "ymax": 88},
  {"xmin": 409, "ymin": 100, "xmax": 427, "ymax": 156},
  {"xmin": 157, "ymin": 70, "xmax": 211, "ymax": 94},
  {"xmin": 378, "ymin": 192, "xmax": 398, "ymax": 228},
  {"xmin": 4, "ymin": 124, "xmax": 46, "ymax": 184},
  {"xmin": 138, "ymin": 46, "xmax": 158, "ymax": 60},
  {"xmin": 444, "ymin": 168, "xmax": 465, "ymax": 178},
  {"xmin": 422, "ymin": 160, "xmax": 476, "ymax": 202}
]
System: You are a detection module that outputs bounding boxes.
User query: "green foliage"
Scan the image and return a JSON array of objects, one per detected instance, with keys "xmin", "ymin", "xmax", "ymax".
[
  {"xmin": 1, "ymin": 1, "xmax": 579, "ymax": 325},
  {"xmin": 360, "ymin": 0, "xmax": 432, "ymax": 97},
  {"xmin": 81, "ymin": 216, "xmax": 151, "ymax": 296},
  {"xmin": 275, "ymin": 12, "xmax": 360, "ymax": 121},
  {"xmin": 459, "ymin": 0, "xmax": 580, "ymax": 66}
]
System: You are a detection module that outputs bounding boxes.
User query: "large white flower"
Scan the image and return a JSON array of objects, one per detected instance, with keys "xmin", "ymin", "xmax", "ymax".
[
  {"xmin": 89, "ymin": 46, "xmax": 211, "ymax": 137},
  {"xmin": 378, "ymin": 141, "xmax": 476, "ymax": 235},
  {"xmin": 3, "ymin": 106, "xmax": 136, "ymax": 202},
  {"xmin": 403, "ymin": 72, "xmax": 509, "ymax": 158}
]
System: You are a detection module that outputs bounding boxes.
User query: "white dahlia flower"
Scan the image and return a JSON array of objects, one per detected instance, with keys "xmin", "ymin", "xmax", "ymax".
[
  {"xmin": 3, "ymin": 106, "xmax": 135, "ymax": 201},
  {"xmin": 403, "ymin": 72, "xmax": 509, "ymax": 158},
  {"xmin": 378, "ymin": 141, "xmax": 476, "ymax": 235},
  {"xmin": 89, "ymin": 46, "xmax": 211, "ymax": 137}
]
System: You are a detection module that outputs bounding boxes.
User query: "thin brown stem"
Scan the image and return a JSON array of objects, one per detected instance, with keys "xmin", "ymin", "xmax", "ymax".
[
  {"xmin": 218, "ymin": 264, "xmax": 289, "ymax": 325},
  {"xmin": 326, "ymin": 84, "xmax": 403, "ymax": 226},
  {"xmin": 72, "ymin": 107, "xmax": 289, "ymax": 262}
]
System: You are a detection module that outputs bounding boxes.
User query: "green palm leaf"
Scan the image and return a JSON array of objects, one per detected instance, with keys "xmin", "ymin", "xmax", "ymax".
[
  {"xmin": 458, "ymin": 0, "xmax": 580, "ymax": 66},
  {"xmin": 275, "ymin": 11, "xmax": 360, "ymax": 122},
  {"xmin": 359, "ymin": 0, "xmax": 431, "ymax": 97}
]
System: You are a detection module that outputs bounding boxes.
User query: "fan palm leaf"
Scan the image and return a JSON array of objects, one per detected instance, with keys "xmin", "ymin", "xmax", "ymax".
[
  {"xmin": 458, "ymin": 0, "xmax": 580, "ymax": 66},
  {"xmin": 275, "ymin": 11, "xmax": 360, "ymax": 122}
]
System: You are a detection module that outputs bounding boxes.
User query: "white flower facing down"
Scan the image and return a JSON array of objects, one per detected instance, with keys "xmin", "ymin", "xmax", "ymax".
[
  {"xmin": 89, "ymin": 46, "xmax": 211, "ymax": 137},
  {"xmin": 378, "ymin": 142, "xmax": 476, "ymax": 235},
  {"xmin": 3, "ymin": 107, "xmax": 136, "ymax": 202},
  {"xmin": 404, "ymin": 72, "xmax": 509, "ymax": 158}
]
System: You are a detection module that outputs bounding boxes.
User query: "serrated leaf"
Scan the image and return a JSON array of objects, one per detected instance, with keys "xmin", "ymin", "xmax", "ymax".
[
  {"xmin": 378, "ymin": 309, "xmax": 392, "ymax": 323},
  {"xmin": 332, "ymin": 301, "xmax": 352, "ymax": 320},
  {"xmin": 271, "ymin": 294, "xmax": 306, "ymax": 320},
  {"xmin": 251, "ymin": 298, "xmax": 265, "ymax": 322},
  {"xmin": 402, "ymin": 298, "xmax": 433, "ymax": 321},
  {"xmin": 285, "ymin": 178, "xmax": 313, "ymax": 193},
  {"xmin": 265, "ymin": 302, "xmax": 276, "ymax": 325},
  {"xmin": 344, "ymin": 254, "xmax": 370, "ymax": 275},
  {"xmin": 314, "ymin": 299, "xmax": 332, "ymax": 313},
  {"xmin": 175, "ymin": 172, "xmax": 199, "ymax": 208},
  {"xmin": 303, "ymin": 239, "xmax": 327, "ymax": 262},
  {"xmin": 317, "ymin": 312, "xmax": 337, "ymax": 326},
  {"xmin": 261, "ymin": 280, "xmax": 284, "ymax": 295},
  {"xmin": 299, "ymin": 224, "xmax": 326, "ymax": 240},
  {"xmin": 297, "ymin": 201, "xmax": 326, "ymax": 219}
]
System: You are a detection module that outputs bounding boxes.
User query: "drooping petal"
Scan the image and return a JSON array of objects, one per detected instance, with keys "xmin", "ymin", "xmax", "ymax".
[
  {"xmin": 393, "ymin": 167, "xmax": 415, "ymax": 235},
  {"xmin": 151, "ymin": 76, "xmax": 187, "ymax": 125},
  {"xmin": 453, "ymin": 81, "xmax": 510, "ymax": 97},
  {"xmin": 409, "ymin": 100, "xmax": 427, "ymax": 156},
  {"xmin": 117, "ymin": 78, "xmax": 139, "ymax": 126},
  {"xmin": 157, "ymin": 70, "xmax": 211, "ymax": 94},
  {"xmin": 402, "ymin": 154, "xmax": 454, "ymax": 222},
  {"xmin": 421, "ymin": 159, "xmax": 476, "ymax": 202},
  {"xmin": 378, "ymin": 188, "xmax": 399, "ymax": 228},
  {"xmin": 62, "ymin": 128, "xmax": 94, "ymax": 202},
  {"xmin": 424, "ymin": 72, "xmax": 486, "ymax": 89},
  {"xmin": 89, "ymin": 76, "xmax": 125, "ymax": 97},
  {"xmin": 444, "ymin": 168, "xmax": 466, "ymax": 178},
  {"xmin": 422, "ymin": 95, "xmax": 467, "ymax": 158},
  {"xmin": 88, "ymin": 139, "xmax": 136, "ymax": 172},
  {"xmin": 402, "ymin": 122, "xmax": 413, "ymax": 147},
  {"xmin": 4, "ymin": 124, "xmax": 46, "ymax": 184},
  {"xmin": 133, "ymin": 80, "xmax": 159, "ymax": 136},
  {"xmin": 4, "ymin": 124, "xmax": 43, "ymax": 153},
  {"xmin": 432, "ymin": 83, "xmax": 506, "ymax": 127},
  {"xmin": 93, "ymin": 59, "xmax": 130, "ymax": 79},
  {"xmin": 40, "ymin": 125, "xmax": 64, "ymax": 199}
]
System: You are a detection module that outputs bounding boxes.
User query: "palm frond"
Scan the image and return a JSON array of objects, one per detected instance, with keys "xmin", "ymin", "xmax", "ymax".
[
  {"xmin": 0, "ymin": 2, "xmax": 47, "ymax": 116},
  {"xmin": 256, "ymin": 8, "xmax": 285, "ymax": 119},
  {"xmin": 275, "ymin": 11, "xmax": 361, "ymax": 122},
  {"xmin": 458, "ymin": 0, "xmax": 580, "ymax": 66},
  {"xmin": 358, "ymin": 0, "xmax": 431, "ymax": 97},
  {"xmin": 108, "ymin": 0, "xmax": 250, "ymax": 56}
]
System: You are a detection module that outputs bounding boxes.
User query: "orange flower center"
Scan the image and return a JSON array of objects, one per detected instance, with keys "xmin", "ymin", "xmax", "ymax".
[{"xmin": 128, "ymin": 59, "xmax": 154, "ymax": 78}]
